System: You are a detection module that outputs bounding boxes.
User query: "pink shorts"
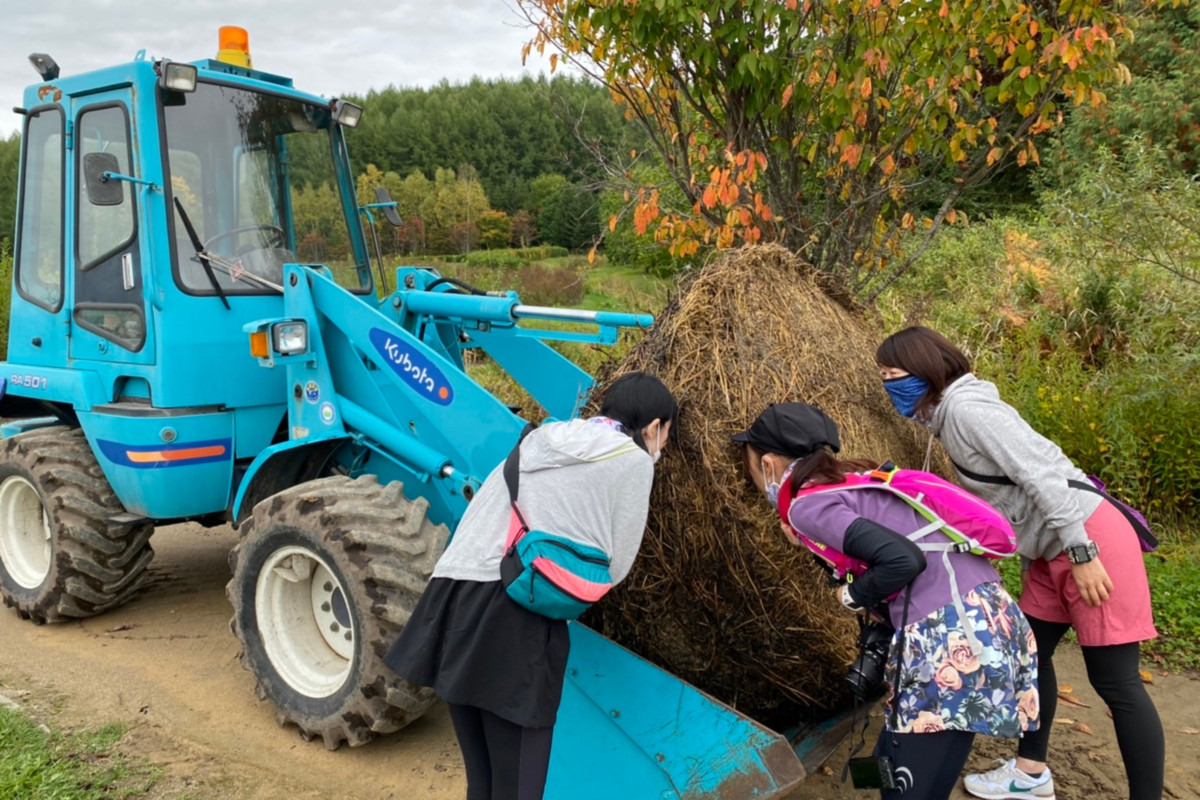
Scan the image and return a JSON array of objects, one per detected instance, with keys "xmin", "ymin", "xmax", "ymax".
[{"xmin": 1018, "ymin": 499, "xmax": 1158, "ymax": 647}]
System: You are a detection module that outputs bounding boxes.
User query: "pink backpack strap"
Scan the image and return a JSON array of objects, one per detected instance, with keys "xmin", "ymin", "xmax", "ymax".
[{"xmin": 503, "ymin": 423, "xmax": 537, "ymax": 549}]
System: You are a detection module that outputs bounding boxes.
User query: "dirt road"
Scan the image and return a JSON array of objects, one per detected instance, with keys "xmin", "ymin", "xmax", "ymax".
[{"xmin": 1, "ymin": 522, "xmax": 1197, "ymax": 800}]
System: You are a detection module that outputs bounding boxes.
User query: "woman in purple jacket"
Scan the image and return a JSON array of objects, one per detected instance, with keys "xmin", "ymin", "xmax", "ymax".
[{"xmin": 734, "ymin": 402, "xmax": 1038, "ymax": 800}]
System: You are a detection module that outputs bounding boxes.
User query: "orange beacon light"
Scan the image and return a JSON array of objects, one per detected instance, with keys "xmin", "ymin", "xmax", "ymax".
[{"xmin": 217, "ymin": 26, "xmax": 252, "ymax": 68}]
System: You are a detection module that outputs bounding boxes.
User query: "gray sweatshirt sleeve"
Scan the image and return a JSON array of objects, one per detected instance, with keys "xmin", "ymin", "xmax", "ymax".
[
  {"xmin": 607, "ymin": 457, "xmax": 654, "ymax": 585},
  {"xmin": 953, "ymin": 400, "xmax": 1093, "ymax": 551}
]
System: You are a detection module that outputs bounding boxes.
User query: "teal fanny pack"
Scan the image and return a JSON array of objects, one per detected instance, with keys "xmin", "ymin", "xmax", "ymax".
[{"xmin": 499, "ymin": 424, "xmax": 614, "ymax": 620}]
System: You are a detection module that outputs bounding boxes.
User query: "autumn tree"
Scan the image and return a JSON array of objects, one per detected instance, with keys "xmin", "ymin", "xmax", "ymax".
[
  {"xmin": 1049, "ymin": 2, "xmax": 1200, "ymax": 181},
  {"xmin": 478, "ymin": 210, "xmax": 513, "ymax": 249},
  {"xmin": 511, "ymin": 210, "xmax": 538, "ymax": 248},
  {"xmin": 520, "ymin": 0, "xmax": 1147, "ymax": 298},
  {"xmin": 420, "ymin": 167, "xmax": 492, "ymax": 254}
]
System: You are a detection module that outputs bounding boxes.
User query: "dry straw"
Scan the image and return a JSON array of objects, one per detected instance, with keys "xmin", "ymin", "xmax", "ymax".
[{"xmin": 586, "ymin": 244, "xmax": 947, "ymax": 727}]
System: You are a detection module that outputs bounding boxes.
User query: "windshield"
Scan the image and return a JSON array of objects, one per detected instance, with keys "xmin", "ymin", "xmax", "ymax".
[{"xmin": 162, "ymin": 80, "xmax": 369, "ymax": 294}]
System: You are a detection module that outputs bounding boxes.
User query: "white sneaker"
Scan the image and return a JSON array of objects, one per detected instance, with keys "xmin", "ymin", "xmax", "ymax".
[{"xmin": 963, "ymin": 759, "xmax": 1056, "ymax": 800}]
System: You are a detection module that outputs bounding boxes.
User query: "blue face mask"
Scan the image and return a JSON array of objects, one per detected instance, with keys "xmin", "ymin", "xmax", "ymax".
[{"xmin": 884, "ymin": 375, "xmax": 930, "ymax": 418}]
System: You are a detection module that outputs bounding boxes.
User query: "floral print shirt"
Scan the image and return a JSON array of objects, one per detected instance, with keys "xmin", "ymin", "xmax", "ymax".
[{"xmin": 885, "ymin": 580, "xmax": 1039, "ymax": 738}]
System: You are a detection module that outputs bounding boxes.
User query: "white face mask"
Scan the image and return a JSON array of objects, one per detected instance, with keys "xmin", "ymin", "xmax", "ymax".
[
  {"xmin": 763, "ymin": 458, "xmax": 781, "ymax": 506},
  {"xmin": 763, "ymin": 458, "xmax": 798, "ymax": 506},
  {"xmin": 645, "ymin": 422, "xmax": 665, "ymax": 464}
]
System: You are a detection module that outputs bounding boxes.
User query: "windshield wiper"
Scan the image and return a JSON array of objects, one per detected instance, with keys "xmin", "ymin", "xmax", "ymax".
[{"xmin": 174, "ymin": 198, "xmax": 230, "ymax": 310}]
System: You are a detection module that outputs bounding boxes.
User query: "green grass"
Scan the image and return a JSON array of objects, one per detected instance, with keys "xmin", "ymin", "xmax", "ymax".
[
  {"xmin": 0, "ymin": 705, "xmax": 158, "ymax": 800},
  {"xmin": 1142, "ymin": 531, "xmax": 1200, "ymax": 671}
]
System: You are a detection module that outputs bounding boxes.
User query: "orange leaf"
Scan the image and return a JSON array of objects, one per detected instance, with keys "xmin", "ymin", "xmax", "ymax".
[
  {"xmin": 1139, "ymin": 670, "xmax": 1154, "ymax": 684},
  {"xmin": 549, "ymin": 53, "xmax": 559, "ymax": 73},
  {"xmin": 587, "ymin": 247, "xmax": 596, "ymax": 265},
  {"xmin": 841, "ymin": 144, "xmax": 863, "ymax": 169},
  {"xmin": 1057, "ymin": 691, "xmax": 1090, "ymax": 708},
  {"xmin": 861, "ymin": 76, "xmax": 873, "ymax": 98},
  {"xmin": 702, "ymin": 186, "xmax": 718, "ymax": 209},
  {"xmin": 1029, "ymin": 20, "xmax": 1039, "ymax": 37},
  {"xmin": 938, "ymin": 0, "xmax": 948, "ymax": 18},
  {"xmin": 1073, "ymin": 722, "xmax": 1093, "ymax": 735},
  {"xmin": 880, "ymin": 153, "xmax": 895, "ymax": 176},
  {"xmin": 782, "ymin": 83, "xmax": 794, "ymax": 108},
  {"xmin": 608, "ymin": 215, "xmax": 618, "ymax": 233}
]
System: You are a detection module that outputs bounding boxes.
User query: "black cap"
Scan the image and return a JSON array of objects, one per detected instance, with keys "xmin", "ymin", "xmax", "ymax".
[{"xmin": 731, "ymin": 403, "xmax": 841, "ymax": 458}]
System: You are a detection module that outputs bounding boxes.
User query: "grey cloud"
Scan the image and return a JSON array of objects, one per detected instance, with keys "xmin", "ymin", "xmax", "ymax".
[{"xmin": 1, "ymin": 0, "xmax": 552, "ymax": 137}]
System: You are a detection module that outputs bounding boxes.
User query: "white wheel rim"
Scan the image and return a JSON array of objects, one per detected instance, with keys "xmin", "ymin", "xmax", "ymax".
[
  {"xmin": 0, "ymin": 476, "xmax": 53, "ymax": 589},
  {"xmin": 256, "ymin": 545, "xmax": 356, "ymax": 698}
]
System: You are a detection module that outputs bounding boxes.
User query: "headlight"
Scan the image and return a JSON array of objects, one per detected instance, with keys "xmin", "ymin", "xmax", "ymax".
[
  {"xmin": 272, "ymin": 321, "xmax": 308, "ymax": 355},
  {"xmin": 158, "ymin": 61, "xmax": 197, "ymax": 93},
  {"xmin": 332, "ymin": 99, "xmax": 363, "ymax": 128}
]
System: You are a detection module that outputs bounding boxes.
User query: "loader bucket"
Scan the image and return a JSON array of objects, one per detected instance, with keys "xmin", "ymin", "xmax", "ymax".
[{"xmin": 546, "ymin": 624, "xmax": 853, "ymax": 800}]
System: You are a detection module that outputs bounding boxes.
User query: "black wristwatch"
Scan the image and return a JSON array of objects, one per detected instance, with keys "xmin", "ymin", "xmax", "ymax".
[{"xmin": 1066, "ymin": 541, "xmax": 1100, "ymax": 564}]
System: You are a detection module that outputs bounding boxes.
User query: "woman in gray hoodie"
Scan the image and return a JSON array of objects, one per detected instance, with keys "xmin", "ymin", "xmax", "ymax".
[
  {"xmin": 876, "ymin": 326, "xmax": 1163, "ymax": 800},
  {"xmin": 384, "ymin": 372, "xmax": 677, "ymax": 800}
]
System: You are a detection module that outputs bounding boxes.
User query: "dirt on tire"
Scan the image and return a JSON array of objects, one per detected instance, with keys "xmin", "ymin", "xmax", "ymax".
[
  {"xmin": 0, "ymin": 520, "xmax": 1197, "ymax": 800},
  {"xmin": 227, "ymin": 475, "xmax": 445, "ymax": 750},
  {"xmin": 0, "ymin": 426, "xmax": 154, "ymax": 623}
]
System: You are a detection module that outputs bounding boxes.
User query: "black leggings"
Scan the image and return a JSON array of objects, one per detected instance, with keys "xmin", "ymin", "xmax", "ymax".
[
  {"xmin": 874, "ymin": 729, "xmax": 976, "ymax": 800},
  {"xmin": 447, "ymin": 703, "xmax": 555, "ymax": 800},
  {"xmin": 1018, "ymin": 616, "xmax": 1164, "ymax": 800}
]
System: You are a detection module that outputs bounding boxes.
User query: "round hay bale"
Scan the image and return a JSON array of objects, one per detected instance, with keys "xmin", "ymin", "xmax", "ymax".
[{"xmin": 586, "ymin": 244, "xmax": 946, "ymax": 728}]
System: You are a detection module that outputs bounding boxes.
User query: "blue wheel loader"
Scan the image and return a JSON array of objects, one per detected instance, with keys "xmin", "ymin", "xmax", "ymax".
[{"xmin": 0, "ymin": 31, "xmax": 853, "ymax": 799}]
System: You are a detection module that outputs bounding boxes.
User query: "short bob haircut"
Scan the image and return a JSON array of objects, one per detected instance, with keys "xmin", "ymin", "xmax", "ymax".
[
  {"xmin": 876, "ymin": 326, "xmax": 971, "ymax": 418},
  {"xmin": 599, "ymin": 372, "xmax": 679, "ymax": 452}
]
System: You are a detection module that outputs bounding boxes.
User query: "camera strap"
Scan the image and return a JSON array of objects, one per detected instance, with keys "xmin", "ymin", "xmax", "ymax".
[
  {"xmin": 887, "ymin": 585, "xmax": 913, "ymax": 733},
  {"xmin": 840, "ymin": 585, "xmax": 913, "ymax": 784}
]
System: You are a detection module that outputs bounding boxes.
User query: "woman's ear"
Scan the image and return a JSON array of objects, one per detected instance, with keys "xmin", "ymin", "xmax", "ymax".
[{"xmin": 641, "ymin": 418, "xmax": 661, "ymax": 447}]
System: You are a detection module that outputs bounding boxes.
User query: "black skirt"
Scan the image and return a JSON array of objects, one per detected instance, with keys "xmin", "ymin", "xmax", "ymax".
[{"xmin": 384, "ymin": 578, "xmax": 570, "ymax": 729}]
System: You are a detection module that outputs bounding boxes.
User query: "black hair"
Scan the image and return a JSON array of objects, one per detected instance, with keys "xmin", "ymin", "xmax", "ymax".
[{"xmin": 600, "ymin": 372, "xmax": 679, "ymax": 452}]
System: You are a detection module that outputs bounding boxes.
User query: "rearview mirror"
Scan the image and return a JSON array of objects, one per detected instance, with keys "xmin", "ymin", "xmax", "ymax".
[
  {"xmin": 83, "ymin": 152, "xmax": 124, "ymax": 206},
  {"xmin": 374, "ymin": 187, "xmax": 402, "ymax": 227}
]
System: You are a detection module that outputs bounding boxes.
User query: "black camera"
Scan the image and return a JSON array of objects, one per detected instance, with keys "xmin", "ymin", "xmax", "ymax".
[
  {"xmin": 848, "ymin": 755, "xmax": 899, "ymax": 790},
  {"xmin": 846, "ymin": 620, "xmax": 893, "ymax": 699}
]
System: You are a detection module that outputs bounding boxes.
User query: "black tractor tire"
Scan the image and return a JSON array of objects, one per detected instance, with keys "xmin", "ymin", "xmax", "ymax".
[
  {"xmin": 227, "ymin": 474, "xmax": 449, "ymax": 750},
  {"xmin": 0, "ymin": 426, "xmax": 154, "ymax": 624}
]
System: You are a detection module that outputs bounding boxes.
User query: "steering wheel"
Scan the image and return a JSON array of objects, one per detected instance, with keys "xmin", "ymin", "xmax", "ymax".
[{"xmin": 202, "ymin": 224, "xmax": 287, "ymax": 255}]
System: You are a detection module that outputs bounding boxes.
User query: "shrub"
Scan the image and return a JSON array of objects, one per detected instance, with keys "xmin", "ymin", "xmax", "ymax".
[
  {"xmin": 519, "ymin": 263, "xmax": 586, "ymax": 306},
  {"xmin": 878, "ymin": 213, "xmax": 1199, "ymax": 519},
  {"xmin": 464, "ymin": 250, "xmax": 524, "ymax": 271}
]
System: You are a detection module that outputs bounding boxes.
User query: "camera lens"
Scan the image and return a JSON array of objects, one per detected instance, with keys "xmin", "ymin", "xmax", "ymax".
[{"xmin": 846, "ymin": 622, "xmax": 894, "ymax": 699}]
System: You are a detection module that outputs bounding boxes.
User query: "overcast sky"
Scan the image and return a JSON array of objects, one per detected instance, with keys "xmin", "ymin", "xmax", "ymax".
[{"xmin": 1, "ymin": 0, "xmax": 560, "ymax": 138}]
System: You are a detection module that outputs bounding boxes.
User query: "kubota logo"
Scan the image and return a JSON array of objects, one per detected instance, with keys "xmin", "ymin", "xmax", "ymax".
[{"xmin": 369, "ymin": 328, "xmax": 454, "ymax": 406}]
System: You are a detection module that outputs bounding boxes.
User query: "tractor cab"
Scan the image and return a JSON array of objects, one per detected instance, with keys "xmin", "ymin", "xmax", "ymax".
[
  {"xmin": 8, "ymin": 29, "xmax": 368, "ymax": 413},
  {"xmin": 5, "ymin": 30, "xmax": 371, "ymax": 518}
]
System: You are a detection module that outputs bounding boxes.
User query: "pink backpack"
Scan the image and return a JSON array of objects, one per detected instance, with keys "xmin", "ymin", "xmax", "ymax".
[{"xmin": 776, "ymin": 461, "xmax": 1017, "ymax": 583}]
